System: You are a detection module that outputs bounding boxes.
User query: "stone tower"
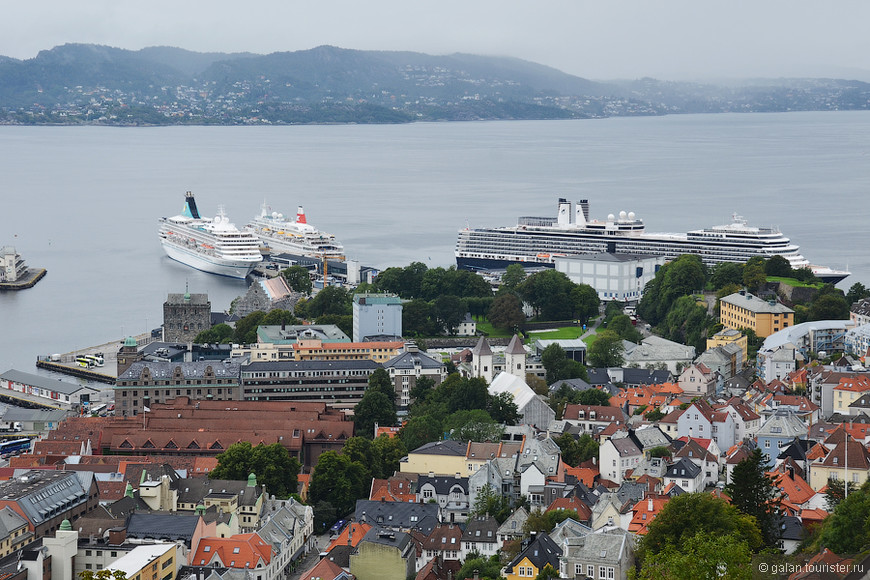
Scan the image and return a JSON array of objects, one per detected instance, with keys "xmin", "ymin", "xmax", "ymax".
[
  {"xmin": 472, "ymin": 336, "xmax": 494, "ymax": 384},
  {"xmin": 504, "ymin": 334, "xmax": 527, "ymax": 379}
]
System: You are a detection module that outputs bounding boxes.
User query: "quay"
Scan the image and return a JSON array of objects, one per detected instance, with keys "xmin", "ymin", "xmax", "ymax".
[
  {"xmin": 35, "ymin": 331, "xmax": 156, "ymax": 384},
  {"xmin": 0, "ymin": 268, "xmax": 46, "ymax": 291}
]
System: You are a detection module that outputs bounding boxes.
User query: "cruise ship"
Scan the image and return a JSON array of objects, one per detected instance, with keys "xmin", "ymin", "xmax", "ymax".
[
  {"xmin": 455, "ymin": 199, "xmax": 850, "ymax": 284},
  {"xmin": 245, "ymin": 202, "xmax": 345, "ymax": 260},
  {"xmin": 159, "ymin": 192, "xmax": 263, "ymax": 279}
]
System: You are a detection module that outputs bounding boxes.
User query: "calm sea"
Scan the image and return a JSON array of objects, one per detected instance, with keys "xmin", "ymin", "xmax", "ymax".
[{"xmin": 1, "ymin": 112, "xmax": 868, "ymax": 373}]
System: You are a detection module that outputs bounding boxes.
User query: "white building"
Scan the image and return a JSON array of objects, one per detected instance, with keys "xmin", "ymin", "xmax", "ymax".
[
  {"xmin": 624, "ymin": 336, "xmax": 696, "ymax": 375},
  {"xmin": 488, "ymin": 372, "xmax": 555, "ymax": 429},
  {"xmin": 555, "ymin": 252, "xmax": 665, "ymax": 302},
  {"xmin": 352, "ymin": 293, "xmax": 402, "ymax": 342},
  {"xmin": 0, "ymin": 246, "xmax": 27, "ymax": 282}
]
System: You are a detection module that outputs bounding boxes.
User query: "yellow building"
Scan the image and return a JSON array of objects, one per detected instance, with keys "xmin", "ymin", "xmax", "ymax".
[
  {"xmin": 809, "ymin": 435, "xmax": 870, "ymax": 492},
  {"xmin": 719, "ymin": 291, "xmax": 794, "ymax": 338},
  {"xmin": 504, "ymin": 533, "xmax": 561, "ymax": 580},
  {"xmin": 350, "ymin": 529, "xmax": 416, "ymax": 580},
  {"xmin": 110, "ymin": 543, "xmax": 177, "ymax": 580},
  {"xmin": 400, "ymin": 440, "xmax": 468, "ymax": 476},
  {"xmin": 707, "ymin": 327, "xmax": 749, "ymax": 362},
  {"xmin": 832, "ymin": 375, "xmax": 870, "ymax": 414}
]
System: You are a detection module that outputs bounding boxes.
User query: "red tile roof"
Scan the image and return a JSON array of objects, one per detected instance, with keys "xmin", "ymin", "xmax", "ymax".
[{"xmin": 191, "ymin": 533, "xmax": 272, "ymax": 569}]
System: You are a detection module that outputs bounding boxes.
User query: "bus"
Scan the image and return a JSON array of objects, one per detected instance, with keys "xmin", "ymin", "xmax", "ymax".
[
  {"xmin": 329, "ymin": 519, "xmax": 348, "ymax": 538},
  {"xmin": 84, "ymin": 354, "xmax": 104, "ymax": 367},
  {"xmin": 0, "ymin": 439, "xmax": 30, "ymax": 457},
  {"xmin": 75, "ymin": 357, "xmax": 94, "ymax": 368}
]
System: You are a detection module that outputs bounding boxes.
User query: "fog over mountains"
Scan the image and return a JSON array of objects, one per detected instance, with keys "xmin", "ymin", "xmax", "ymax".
[{"xmin": 2, "ymin": 44, "xmax": 869, "ymax": 125}]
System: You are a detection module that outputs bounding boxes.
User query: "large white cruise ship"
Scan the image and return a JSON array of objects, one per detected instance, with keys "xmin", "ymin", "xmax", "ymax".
[
  {"xmin": 455, "ymin": 199, "xmax": 849, "ymax": 284},
  {"xmin": 245, "ymin": 202, "xmax": 345, "ymax": 260},
  {"xmin": 159, "ymin": 192, "xmax": 263, "ymax": 279}
]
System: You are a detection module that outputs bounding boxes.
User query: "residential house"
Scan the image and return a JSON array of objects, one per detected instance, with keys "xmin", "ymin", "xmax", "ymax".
[
  {"xmin": 756, "ymin": 411, "xmax": 809, "ymax": 467},
  {"xmin": 298, "ymin": 558, "xmax": 354, "ymax": 580},
  {"xmin": 678, "ymin": 364, "xmax": 718, "ymax": 397},
  {"xmin": 416, "ymin": 475, "xmax": 469, "ymax": 524},
  {"xmin": 400, "ymin": 440, "xmax": 468, "ymax": 477},
  {"xmin": 599, "ymin": 437, "xmax": 642, "ymax": 485},
  {"xmin": 808, "ymin": 430, "xmax": 870, "ymax": 491},
  {"xmin": 707, "ymin": 327, "xmax": 749, "ymax": 365},
  {"xmin": 460, "ymin": 515, "xmax": 499, "ymax": 559},
  {"xmin": 562, "ymin": 405, "xmax": 628, "ymax": 434},
  {"xmin": 190, "ymin": 534, "xmax": 277, "ymax": 580},
  {"xmin": 721, "ymin": 397, "xmax": 762, "ymax": 441},
  {"xmin": 559, "ymin": 529, "xmax": 635, "ymax": 580},
  {"xmin": 503, "ymin": 532, "xmax": 562, "ymax": 580},
  {"xmin": 497, "ymin": 507, "xmax": 529, "ymax": 548},
  {"xmin": 623, "ymin": 336, "xmax": 696, "ymax": 375},
  {"xmin": 673, "ymin": 438, "xmax": 720, "ymax": 488},
  {"xmin": 0, "ymin": 470, "xmax": 99, "ymax": 540},
  {"xmin": 419, "ymin": 523, "xmax": 463, "ymax": 570},
  {"xmin": 350, "ymin": 527, "xmax": 416, "ymax": 580},
  {"xmin": 832, "ymin": 375, "xmax": 870, "ymax": 416},
  {"xmin": 354, "ymin": 500, "xmax": 440, "ymax": 534},
  {"xmin": 628, "ymin": 496, "xmax": 669, "ymax": 536},
  {"xmin": 663, "ymin": 458, "xmax": 703, "ymax": 493},
  {"xmin": 383, "ymin": 343, "xmax": 446, "ymax": 409}
]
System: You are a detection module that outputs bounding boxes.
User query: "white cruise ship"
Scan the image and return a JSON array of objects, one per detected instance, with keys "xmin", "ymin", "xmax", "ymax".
[
  {"xmin": 159, "ymin": 192, "xmax": 263, "ymax": 279},
  {"xmin": 455, "ymin": 199, "xmax": 849, "ymax": 284},
  {"xmin": 245, "ymin": 202, "xmax": 345, "ymax": 260}
]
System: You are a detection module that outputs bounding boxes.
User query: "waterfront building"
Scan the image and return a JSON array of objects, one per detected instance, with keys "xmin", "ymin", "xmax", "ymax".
[
  {"xmin": 554, "ymin": 252, "xmax": 665, "ymax": 302},
  {"xmin": 163, "ymin": 291, "xmax": 211, "ymax": 343},
  {"xmin": 115, "ymin": 360, "xmax": 242, "ymax": 416},
  {"xmin": 352, "ymin": 293, "xmax": 403, "ymax": 342},
  {"xmin": 0, "ymin": 246, "xmax": 27, "ymax": 282},
  {"xmin": 240, "ymin": 359, "xmax": 380, "ymax": 405},
  {"xmin": 720, "ymin": 290, "xmax": 794, "ymax": 338},
  {"xmin": 0, "ymin": 369, "xmax": 100, "ymax": 410}
]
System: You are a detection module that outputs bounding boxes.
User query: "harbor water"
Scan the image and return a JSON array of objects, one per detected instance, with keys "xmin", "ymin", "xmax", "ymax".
[{"xmin": 0, "ymin": 111, "xmax": 868, "ymax": 374}]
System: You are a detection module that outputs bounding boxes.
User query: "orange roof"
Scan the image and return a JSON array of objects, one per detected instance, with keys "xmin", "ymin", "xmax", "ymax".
[
  {"xmin": 562, "ymin": 464, "xmax": 598, "ymax": 488},
  {"xmin": 326, "ymin": 522, "xmax": 372, "ymax": 551},
  {"xmin": 769, "ymin": 471, "xmax": 815, "ymax": 507},
  {"xmin": 191, "ymin": 533, "xmax": 271, "ymax": 569},
  {"xmin": 192, "ymin": 456, "xmax": 218, "ymax": 474},
  {"xmin": 370, "ymin": 474, "xmax": 416, "ymax": 502},
  {"xmin": 628, "ymin": 496, "xmax": 669, "ymax": 535},
  {"xmin": 546, "ymin": 497, "xmax": 592, "ymax": 521},
  {"xmin": 375, "ymin": 426, "xmax": 402, "ymax": 438},
  {"xmin": 656, "ymin": 382, "xmax": 684, "ymax": 395},
  {"xmin": 299, "ymin": 557, "xmax": 348, "ymax": 580},
  {"xmin": 833, "ymin": 375, "xmax": 870, "ymax": 392}
]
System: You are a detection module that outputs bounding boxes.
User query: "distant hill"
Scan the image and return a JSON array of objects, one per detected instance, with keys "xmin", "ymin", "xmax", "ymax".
[{"xmin": 0, "ymin": 43, "xmax": 868, "ymax": 126}]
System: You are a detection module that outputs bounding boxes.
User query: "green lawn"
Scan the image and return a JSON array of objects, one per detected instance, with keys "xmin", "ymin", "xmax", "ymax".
[
  {"xmin": 526, "ymin": 326, "xmax": 585, "ymax": 341},
  {"xmin": 767, "ymin": 276, "xmax": 824, "ymax": 289},
  {"xmin": 475, "ymin": 321, "xmax": 515, "ymax": 338}
]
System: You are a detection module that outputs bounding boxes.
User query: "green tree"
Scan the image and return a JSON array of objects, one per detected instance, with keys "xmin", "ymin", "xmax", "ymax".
[
  {"xmin": 487, "ymin": 391, "xmax": 521, "ymax": 425},
  {"xmin": 825, "ymin": 477, "xmax": 846, "ymax": 511},
  {"xmin": 724, "ymin": 448, "xmax": 781, "ymax": 548},
  {"xmin": 846, "ymin": 282, "xmax": 870, "ymax": 306},
  {"xmin": 445, "ymin": 409, "xmax": 503, "ymax": 442},
  {"xmin": 445, "ymin": 376, "xmax": 490, "ymax": 413},
  {"xmin": 816, "ymin": 480, "xmax": 870, "ymax": 554},
  {"xmin": 638, "ymin": 254, "xmax": 707, "ymax": 325},
  {"xmin": 523, "ymin": 508, "xmax": 581, "ymax": 533},
  {"xmin": 314, "ymin": 313, "xmax": 352, "ymax": 337},
  {"xmin": 308, "ymin": 450, "xmax": 370, "ymax": 517},
  {"xmin": 367, "ymin": 367, "xmax": 396, "ymax": 404},
  {"xmin": 488, "ymin": 293, "xmax": 526, "ymax": 331},
  {"xmin": 808, "ymin": 288, "xmax": 850, "ymax": 321},
  {"xmin": 570, "ymin": 282, "xmax": 600, "ymax": 324},
  {"xmin": 518, "ymin": 269, "xmax": 578, "ymax": 320},
  {"xmin": 608, "ymin": 314, "xmax": 643, "ymax": 342},
  {"xmin": 262, "ymin": 309, "xmax": 299, "ymax": 325},
  {"xmin": 577, "ymin": 389, "xmax": 611, "ymax": 406},
  {"xmin": 403, "ymin": 299, "xmax": 437, "ymax": 336},
  {"xmin": 470, "ymin": 484, "xmax": 512, "ymax": 523},
  {"xmin": 501, "ymin": 263, "xmax": 527, "ymax": 291},
  {"xmin": 555, "ymin": 432, "xmax": 598, "ymax": 467},
  {"xmin": 638, "ymin": 493, "xmax": 763, "ymax": 562},
  {"xmin": 457, "ymin": 554, "xmax": 504, "ymax": 580},
  {"xmin": 211, "ymin": 442, "xmax": 300, "ymax": 498},
  {"xmin": 399, "ymin": 414, "xmax": 444, "ymax": 452},
  {"xmin": 79, "ymin": 570, "xmax": 128, "ymax": 580},
  {"xmin": 587, "ymin": 330, "xmax": 625, "ymax": 368},
  {"xmin": 659, "ymin": 295, "xmax": 713, "ymax": 352},
  {"xmin": 432, "ymin": 294, "xmax": 467, "ymax": 334},
  {"xmin": 194, "ymin": 323, "xmax": 234, "ymax": 344},
  {"xmin": 710, "ymin": 262, "xmax": 744, "ymax": 290},
  {"xmin": 742, "ymin": 260, "xmax": 768, "ymax": 293},
  {"xmin": 372, "ymin": 434, "xmax": 407, "ymax": 479},
  {"xmin": 541, "ymin": 344, "xmax": 588, "ymax": 385},
  {"xmin": 410, "ymin": 375, "xmax": 436, "ymax": 404},
  {"xmin": 313, "ymin": 500, "xmax": 337, "ymax": 534},
  {"xmin": 765, "ymin": 255, "xmax": 793, "ymax": 277},
  {"xmin": 232, "ymin": 310, "xmax": 267, "ymax": 344},
  {"xmin": 535, "ymin": 564, "xmax": 560, "ymax": 580},
  {"xmin": 306, "ymin": 285, "xmax": 352, "ymax": 317},
  {"xmin": 353, "ymin": 390, "xmax": 397, "ymax": 439},
  {"xmin": 280, "ymin": 265, "xmax": 313, "ymax": 295},
  {"xmin": 632, "ymin": 531, "xmax": 752, "ymax": 580}
]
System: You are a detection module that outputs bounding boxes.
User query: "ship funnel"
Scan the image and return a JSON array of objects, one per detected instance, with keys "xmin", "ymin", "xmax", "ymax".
[
  {"xmin": 296, "ymin": 206, "xmax": 307, "ymax": 224},
  {"xmin": 183, "ymin": 191, "xmax": 201, "ymax": 219},
  {"xmin": 557, "ymin": 199, "xmax": 572, "ymax": 226},
  {"xmin": 579, "ymin": 199, "xmax": 590, "ymax": 222},
  {"xmin": 575, "ymin": 201, "xmax": 587, "ymax": 227}
]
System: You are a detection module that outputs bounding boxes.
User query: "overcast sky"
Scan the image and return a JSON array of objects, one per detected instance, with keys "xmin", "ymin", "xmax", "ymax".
[{"xmin": 3, "ymin": 1, "xmax": 869, "ymax": 80}]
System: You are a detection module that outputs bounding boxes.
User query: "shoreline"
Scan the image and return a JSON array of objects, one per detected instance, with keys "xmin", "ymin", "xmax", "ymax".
[{"xmin": 0, "ymin": 268, "xmax": 46, "ymax": 291}]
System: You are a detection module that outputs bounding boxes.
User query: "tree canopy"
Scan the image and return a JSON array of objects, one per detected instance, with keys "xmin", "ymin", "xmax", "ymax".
[
  {"xmin": 210, "ymin": 442, "xmax": 300, "ymax": 498},
  {"xmin": 586, "ymin": 330, "xmax": 625, "ymax": 368},
  {"xmin": 723, "ymin": 448, "xmax": 781, "ymax": 548},
  {"xmin": 518, "ymin": 269, "xmax": 598, "ymax": 322}
]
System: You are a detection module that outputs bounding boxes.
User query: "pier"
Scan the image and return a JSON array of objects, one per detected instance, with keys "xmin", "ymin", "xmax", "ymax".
[
  {"xmin": 35, "ymin": 331, "xmax": 156, "ymax": 384},
  {"xmin": 0, "ymin": 268, "xmax": 46, "ymax": 291}
]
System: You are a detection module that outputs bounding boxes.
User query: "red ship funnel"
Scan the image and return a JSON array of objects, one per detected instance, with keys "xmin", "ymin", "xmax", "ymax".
[{"xmin": 296, "ymin": 206, "xmax": 307, "ymax": 224}]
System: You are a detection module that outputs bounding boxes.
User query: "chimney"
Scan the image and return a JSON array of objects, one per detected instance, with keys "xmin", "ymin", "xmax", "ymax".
[
  {"xmin": 108, "ymin": 527, "xmax": 127, "ymax": 545},
  {"xmin": 648, "ymin": 497, "xmax": 654, "ymax": 512}
]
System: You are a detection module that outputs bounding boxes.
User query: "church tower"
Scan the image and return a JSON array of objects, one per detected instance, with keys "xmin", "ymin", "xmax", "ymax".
[
  {"xmin": 472, "ymin": 336, "xmax": 494, "ymax": 384},
  {"xmin": 504, "ymin": 334, "xmax": 527, "ymax": 379}
]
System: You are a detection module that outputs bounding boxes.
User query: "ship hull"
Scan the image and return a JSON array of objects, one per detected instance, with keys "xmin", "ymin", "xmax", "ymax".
[{"xmin": 161, "ymin": 240, "xmax": 258, "ymax": 279}]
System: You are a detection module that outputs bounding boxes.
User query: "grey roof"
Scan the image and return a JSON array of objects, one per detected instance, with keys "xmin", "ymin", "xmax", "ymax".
[
  {"xmin": 562, "ymin": 530, "xmax": 632, "ymax": 565},
  {"xmin": 359, "ymin": 525, "xmax": 412, "ymax": 551},
  {"xmin": 0, "ymin": 470, "xmax": 91, "ymax": 525},
  {"xmin": 258, "ymin": 324, "xmax": 350, "ymax": 344},
  {"xmin": 176, "ymin": 478, "xmax": 264, "ymax": 507},
  {"xmin": 409, "ymin": 440, "xmax": 467, "ymax": 457},
  {"xmin": 119, "ymin": 360, "xmax": 241, "ymax": 380},
  {"xmin": 506, "ymin": 335, "xmax": 527, "ymax": 355},
  {"xmin": 624, "ymin": 336, "xmax": 696, "ymax": 363},
  {"xmin": 665, "ymin": 458, "xmax": 701, "ymax": 479},
  {"xmin": 777, "ymin": 515, "xmax": 805, "ymax": 542},
  {"xmin": 126, "ymin": 512, "xmax": 200, "ymax": 541},
  {"xmin": 417, "ymin": 475, "xmax": 469, "ymax": 495},
  {"xmin": 506, "ymin": 532, "xmax": 561, "ymax": 572},
  {"xmin": 355, "ymin": 499, "xmax": 439, "ymax": 530},
  {"xmin": 166, "ymin": 293, "xmax": 209, "ymax": 305},
  {"xmin": 721, "ymin": 291, "xmax": 794, "ymax": 314},
  {"xmin": 383, "ymin": 349, "xmax": 443, "ymax": 371},
  {"xmin": 2, "ymin": 407, "xmax": 70, "ymax": 423},
  {"xmin": 586, "ymin": 368, "xmax": 672, "ymax": 387},
  {"xmin": 462, "ymin": 514, "xmax": 499, "ymax": 542},
  {"xmin": 548, "ymin": 377, "xmax": 620, "ymax": 397},
  {"xmin": 472, "ymin": 337, "xmax": 492, "ymax": 356},
  {"xmin": 498, "ymin": 506, "xmax": 529, "ymax": 536},
  {"xmin": 0, "ymin": 369, "xmax": 95, "ymax": 395},
  {"xmin": 615, "ymin": 482, "xmax": 648, "ymax": 506},
  {"xmin": 630, "ymin": 426, "xmax": 672, "ymax": 450},
  {"xmin": 0, "ymin": 506, "xmax": 27, "ymax": 536},
  {"xmin": 756, "ymin": 410, "xmax": 807, "ymax": 439},
  {"xmin": 609, "ymin": 437, "xmax": 641, "ymax": 457},
  {"xmin": 241, "ymin": 359, "xmax": 381, "ymax": 373}
]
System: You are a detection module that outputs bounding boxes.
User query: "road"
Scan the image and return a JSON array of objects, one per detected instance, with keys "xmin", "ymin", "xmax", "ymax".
[{"xmin": 287, "ymin": 532, "xmax": 331, "ymax": 579}]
